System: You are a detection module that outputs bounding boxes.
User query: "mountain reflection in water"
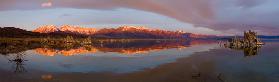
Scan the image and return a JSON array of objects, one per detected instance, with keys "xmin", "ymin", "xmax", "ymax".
[
  {"xmin": 35, "ymin": 41, "xmax": 189, "ymax": 56},
  {"xmin": 1, "ymin": 40, "xmax": 216, "ymax": 56},
  {"xmin": 0, "ymin": 40, "xmax": 218, "ymax": 74}
]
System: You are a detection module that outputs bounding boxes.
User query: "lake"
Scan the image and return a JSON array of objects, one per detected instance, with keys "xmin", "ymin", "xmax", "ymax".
[{"xmin": 0, "ymin": 40, "xmax": 278, "ymax": 82}]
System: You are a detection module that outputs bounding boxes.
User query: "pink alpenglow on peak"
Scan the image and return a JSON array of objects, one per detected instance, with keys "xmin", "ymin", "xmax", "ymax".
[
  {"xmin": 33, "ymin": 25, "xmax": 58, "ymax": 33},
  {"xmin": 33, "ymin": 25, "xmax": 97, "ymax": 35},
  {"xmin": 60, "ymin": 25, "xmax": 97, "ymax": 35}
]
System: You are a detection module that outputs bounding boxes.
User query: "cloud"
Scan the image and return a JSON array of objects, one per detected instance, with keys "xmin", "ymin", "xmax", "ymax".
[
  {"xmin": 41, "ymin": 2, "xmax": 52, "ymax": 8},
  {"xmin": 0, "ymin": 0, "xmax": 278, "ymax": 35},
  {"xmin": 0, "ymin": 8, "xmax": 222, "ymax": 35}
]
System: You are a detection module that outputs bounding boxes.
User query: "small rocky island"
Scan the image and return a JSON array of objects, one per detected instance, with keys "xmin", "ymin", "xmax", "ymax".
[
  {"xmin": 224, "ymin": 30, "xmax": 264, "ymax": 57},
  {"xmin": 225, "ymin": 30, "xmax": 264, "ymax": 48}
]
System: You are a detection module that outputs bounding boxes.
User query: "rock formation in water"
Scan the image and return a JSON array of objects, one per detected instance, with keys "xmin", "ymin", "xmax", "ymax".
[
  {"xmin": 224, "ymin": 30, "xmax": 264, "ymax": 57},
  {"xmin": 227, "ymin": 30, "xmax": 264, "ymax": 48}
]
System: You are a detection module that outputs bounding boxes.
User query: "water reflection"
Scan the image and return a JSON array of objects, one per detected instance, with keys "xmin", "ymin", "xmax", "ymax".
[
  {"xmin": 0, "ymin": 41, "xmax": 278, "ymax": 82},
  {"xmin": 243, "ymin": 46, "xmax": 261, "ymax": 57},
  {"xmin": 41, "ymin": 74, "xmax": 53, "ymax": 80},
  {"xmin": 224, "ymin": 44, "xmax": 262, "ymax": 57},
  {"xmin": 0, "ymin": 40, "xmax": 218, "ymax": 74},
  {"xmin": 0, "ymin": 40, "xmax": 216, "ymax": 56},
  {"xmin": 6, "ymin": 52, "xmax": 27, "ymax": 73}
]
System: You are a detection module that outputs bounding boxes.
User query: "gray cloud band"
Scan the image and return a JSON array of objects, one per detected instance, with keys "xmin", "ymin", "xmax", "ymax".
[{"xmin": 0, "ymin": 0, "xmax": 278, "ymax": 35}]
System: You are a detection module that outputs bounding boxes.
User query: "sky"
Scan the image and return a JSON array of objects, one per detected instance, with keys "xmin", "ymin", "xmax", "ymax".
[{"xmin": 0, "ymin": 0, "xmax": 278, "ymax": 35}]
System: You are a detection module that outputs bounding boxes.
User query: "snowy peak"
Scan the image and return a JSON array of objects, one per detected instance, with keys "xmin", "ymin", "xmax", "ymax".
[
  {"xmin": 33, "ymin": 25, "xmax": 58, "ymax": 33},
  {"xmin": 33, "ymin": 25, "xmax": 97, "ymax": 35}
]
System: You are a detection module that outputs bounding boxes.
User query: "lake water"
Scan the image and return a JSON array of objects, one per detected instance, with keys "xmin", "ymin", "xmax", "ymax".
[{"xmin": 0, "ymin": 40, "xmax": 278, "ymax": 82}]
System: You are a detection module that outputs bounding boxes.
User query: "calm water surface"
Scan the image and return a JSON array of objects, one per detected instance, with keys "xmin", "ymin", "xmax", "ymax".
[{"xmin": 0, "ymin": 40, "xmax": 278, "ymax": 82}]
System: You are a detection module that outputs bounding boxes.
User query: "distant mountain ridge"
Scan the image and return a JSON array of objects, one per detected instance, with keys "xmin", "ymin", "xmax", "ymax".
[
  {"xmin": 33, "ymin": 25, "xmax": 187, "ymax": 39},
  {"xmin": 0, "ymin": 27, "xmax": 88, "ymax": 38},
  {"xmin": 6, "ymin": 26, "xmax": 277, "ymax": 39}
]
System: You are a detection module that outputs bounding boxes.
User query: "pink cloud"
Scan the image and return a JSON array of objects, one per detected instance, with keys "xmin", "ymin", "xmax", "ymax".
[{"xmin": 41, "ymin": 2, "xmax": 52, "ymax": 7}]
